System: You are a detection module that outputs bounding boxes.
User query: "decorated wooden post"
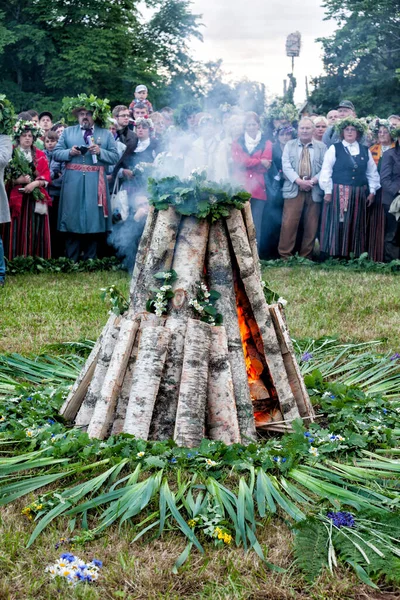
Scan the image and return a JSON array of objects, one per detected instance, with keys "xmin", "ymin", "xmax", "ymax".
[{"xmin": 60, "ymin": 172, "xmax": 314, "ymax": 446}]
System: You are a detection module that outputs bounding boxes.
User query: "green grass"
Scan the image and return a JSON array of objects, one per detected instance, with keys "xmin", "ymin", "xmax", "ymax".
[
  {"xmin": 263, "ymin": 266, "xmax": 400, "ymax": 352},
  {"xmin": 1, "ymin": 266, "xmax": 400, "ymax": 599},
  {"xmin": 0, "ymin": 272, "xmax": 129, "ymax": 354}
]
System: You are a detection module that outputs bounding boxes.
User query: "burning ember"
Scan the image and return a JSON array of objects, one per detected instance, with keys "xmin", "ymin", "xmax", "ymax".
[{"xmin": 236, "ymin": 285, "xmax": 283, "ymax": 428}]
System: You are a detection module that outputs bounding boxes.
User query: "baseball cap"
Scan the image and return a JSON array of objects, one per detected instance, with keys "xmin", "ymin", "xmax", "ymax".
[
  {"xmin": 39, "ymin": 111, "xmax": 53, "ymax": 121},
  {"xmin": 336, "ymin": 100, "xmax": 355, "ymax": 111},
  {"xmin": 135, "ymin": 85, "xmax": 148, "ymax": 93}
]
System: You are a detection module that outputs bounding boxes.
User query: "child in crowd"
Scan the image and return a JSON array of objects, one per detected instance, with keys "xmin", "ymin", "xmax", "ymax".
[
  {"xmin": 129, "ymin": 85, "xmax": 153, "ymax": 117},
  {"xmin": 51, "ymin": 122, "xmax": 65, "ymax": 139},
  {"xmin": 43, "ymin": 131, "xmax": 58, "ymax": 163}
]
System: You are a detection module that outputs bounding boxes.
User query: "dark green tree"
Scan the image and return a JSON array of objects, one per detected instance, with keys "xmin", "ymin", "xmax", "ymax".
[
  {"xmin": 310, "ymin": 0, "xmax": 400, "ymax": 116},
  {"xmin": 0, "ymin": 0, "xmax": 203, "ymax": 114}
]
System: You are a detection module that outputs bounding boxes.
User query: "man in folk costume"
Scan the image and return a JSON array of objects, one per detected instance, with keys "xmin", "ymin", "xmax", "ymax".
[
  {"xmin": 53, "ymin": 95, "xmax": 119, "ymax": 261},
  {"xmin": 0, "ymin": 95, "xmax": 14, "ymax": 286},
  {"xmin": 278, "ymin": 118, "xmax": 326, "ymax": 259}
]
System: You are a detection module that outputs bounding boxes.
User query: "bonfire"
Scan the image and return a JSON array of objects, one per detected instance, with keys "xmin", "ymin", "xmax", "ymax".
[{"xmin": 61, "ymin": 173, "xmax": 314, "ymax": 445}]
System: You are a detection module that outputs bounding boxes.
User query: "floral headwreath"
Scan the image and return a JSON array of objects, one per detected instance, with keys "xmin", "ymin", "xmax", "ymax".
[
  {"xmin": 13, "ymin": 119, "xmax": 44, "ymax": 141},
  {"xmin": 334, "ymin": 116, "xmax": 368, "ymax": 137},
  {"xmin": 369, "ymin": 118, "xmax": 397, "ymax": 139},
  {"xmin": 267, "ymin": 101, "xmax": 298, "ymax": 123},
  {"xmin": 392, "ymin": 126, "xmax": 400, "ymax": 139},
  {"xmin": 0, "ymin": 94, "xmax": 16, "ymax": 136},
  {"xmin": 135, "ymin": 116, "xmax": 153, "ymax": 129}
]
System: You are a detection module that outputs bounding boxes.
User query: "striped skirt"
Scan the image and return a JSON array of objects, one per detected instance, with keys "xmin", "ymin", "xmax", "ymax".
[
  {"xmin": 367, "ymin": 189, "xmax": 385, "ymax": 262},
  {"xmin": 1, "ymin": 195, "xmax": 51, "ymax": 260},
  {"xmin": 320, "ymin": 184, "xmax": 368, "ymax": 258}
]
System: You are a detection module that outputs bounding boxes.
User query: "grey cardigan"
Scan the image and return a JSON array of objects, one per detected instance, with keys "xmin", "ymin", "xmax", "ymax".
[
  {"xmin": 281, "ymin": 138, "xmax": 327, "ymax": 203},
  {"xmin": 0, "ymin": 135, "xmax": 12, "ymax": 224}
]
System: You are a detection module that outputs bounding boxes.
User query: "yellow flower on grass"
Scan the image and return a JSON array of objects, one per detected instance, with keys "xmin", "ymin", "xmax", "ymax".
[
  {"xmin": 25, "ymin": 429, "xmax": 34, "ymax": 438},
  {"xmin": 309, "ymin": 446, "xmax": 319, "ymax": 457},
  {"xmin": 223, "ymin": 534, "xmax": 232, "ymax": 544},
  {"xmin": 136, "ymin": 451, "xmax": 145, "ymax": 458},
  {"xmin": 0, "ymin": 415, "xmax": 5, "ymax": 422},
  {"xmin": 205, "ymin": 459, "xmax": 217, "ymax": 467},
  {"xmin": 188, "ymin": 519, "xmax": 197, "ymax": 528}
]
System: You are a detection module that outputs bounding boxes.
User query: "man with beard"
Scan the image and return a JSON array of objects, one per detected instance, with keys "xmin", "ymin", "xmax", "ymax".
[{"xmin": 53, "ymin": 96, "xmax": 119, "ymax": 261}]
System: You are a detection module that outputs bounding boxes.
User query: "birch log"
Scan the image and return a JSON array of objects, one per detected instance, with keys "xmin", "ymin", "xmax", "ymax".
[
  {"xmin": 60, "ymin": 313, "xmax": 117, "ymax": 421},
  {"xmin": 131, "ymin": 207, "xmax": 181, "ymax": 312},
  {"xmin": 207, "ymin": 220, "xmax": 256, "ymax": 441},
  {"xmin": 171, "ymin": 216, "xmax": 210, "ymax": 317},
  {"xmin": 75, "ymin": 315, "xmax": 120, "ymax": 428},
  {"xmin": 269, "ymin": 304, "xmax": 314, "ymax": 420},
  {"xmin": 226, "ymin": 209, "xmax": 300, "ymax": 423},
  {"xmin": 130, "ymin": 205, "xmax": 157, "ymax": 296},
  {"xmin": 241, "ymin": 202, "xmax": 261, "ymax": 279},
  {"xmin": 207, "ymin": 326, "xmax": 241, "ymax": 444},
  {"xmin": 86, "ymin": 311, "xmax": 141, "ymax": 439},
  {"xmin": 123, "ymin": 326, "xmax": 170, "ymax": 439},
  {"xmin": 149, "ymin": 316, "xmax": 187, "ymax": 440},
  {"xmin": 110, "ymin": 313, "xmax": 162, "ymax": 435},
  {"xmin": 174, "ymin": 319, "xmax": 212, "ymax": 447}
]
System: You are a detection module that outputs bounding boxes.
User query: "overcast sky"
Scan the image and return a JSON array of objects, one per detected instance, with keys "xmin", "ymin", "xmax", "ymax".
[{"xmin": 188, "ymin": 0, "xmax": 336, "ymax": 104}]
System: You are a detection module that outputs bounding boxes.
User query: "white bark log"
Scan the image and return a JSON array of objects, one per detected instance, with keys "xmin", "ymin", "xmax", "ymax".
[
  {"xmin": 131, "ymin": 207, "xmax": 181, "ymax": 313},
  {"xmin": 207, "ymin": 326, "xmax": 241, "ymax": 444},
  {"xmin": 241, "ymin": 202, "xmax": 261, "ymax": 279},
  {"xmin": 206, "ymin": 220, "xmax": 256, "ymax": 442},
  {"xmin": 60, "ymin": 313, "xmax": 117, "ymax": 421},
  {"xmin": 86, "ymin": 311, "xmax": 141, "ymax": 439},
  {"xmin": 75, "ymin": 315, "xmax": 121, "ymax": 428},
  {"xmin": 171, "ymin": 216, "xmax": 210, "ymax": 317},
  {"xmin": 174, "ymin": 319, "xmax": 212, "ymax": 447},
  {"xmin": 226, "ymin": 209, "xmax": 300, "ymax": 422},
  {"xmin": 130, "ymin": 205, "xmax": 157, "ymax": 296},
  {"xmin": 149, "ymin": 317, "xmax": 187, "ymax": 440},
  {"xmin": 269, "ymin": 304, "xmax": 314, "ymax": 420},
  {"xmin": 123, "ymin": 326, "xmax": 170, "ymax": 439}
]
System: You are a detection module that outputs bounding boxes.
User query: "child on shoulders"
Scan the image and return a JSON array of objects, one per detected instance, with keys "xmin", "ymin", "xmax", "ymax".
[{"xmin": 129, "ymin": 85, "xmax": 153, "ymax": 117}]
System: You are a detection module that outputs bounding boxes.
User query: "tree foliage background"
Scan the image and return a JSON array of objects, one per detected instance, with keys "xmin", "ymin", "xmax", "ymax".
[
  {"xmin": 0, "ymin": 0, "xmax": 266, "ymax": 116},
  {"xmin": 310, "ymin": 0, "xmax": 400, "ymax": 116}
]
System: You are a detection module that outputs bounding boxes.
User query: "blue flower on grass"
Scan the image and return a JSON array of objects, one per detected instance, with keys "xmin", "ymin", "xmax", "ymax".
[
  {"xmin": 169, "ymin": 457, "xmax": 177, "ymax": 464},
  {"xmin": 60, "ymin": 553, "xmax": 75, "ymax": 562},
  {"xmin": 327, "ymin": 511, "xmax": 355, "ymax": 528},
  {"xmin": 390, "ymin": 353, "xmax": 400, "ymax": 361},
  {"xmin": 382, "ymin": 408, "xmax": 388, "ymax": 414},
  {"xmin": 301, "ymin": 352, "xmax": 313, "ymax": 362},
  {"xmin": 92, "ymin": 559, "xmax": 102, "ymax": 568},
  {"xmin": 47, "ymin": 418, "xmax": 55, "ymax": 425}
]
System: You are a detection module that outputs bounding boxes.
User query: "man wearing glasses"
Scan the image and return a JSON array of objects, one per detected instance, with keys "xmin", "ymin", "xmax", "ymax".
[{"xmin": 110, "ymin": 105, "xmax": 138, "ymax": 186}]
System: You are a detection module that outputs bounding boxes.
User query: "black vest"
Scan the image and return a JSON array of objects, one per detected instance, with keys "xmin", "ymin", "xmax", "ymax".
[{"xmin": 332, "ymin": 142, "xmax": 368, "ymax": 187}]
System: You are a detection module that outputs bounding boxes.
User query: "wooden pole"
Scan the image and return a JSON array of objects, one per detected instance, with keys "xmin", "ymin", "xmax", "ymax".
[
  {"xmin": 86, "ymin": 311, "xmax": 141, "ymax": 439},
  {"xmin": 207, "ymin": 326, "xmax": 241, "ymax": 444},
  {"xmin": 123, "ymin": 326, "xmax": 170, "ymax": 439},
  {"xmin": 74, "ymin": 315, "xmax": 121, "ymax": 428},
  {"xmin": 60, "ymin": 313, "xmax": 117, "ymax": 421},
  {"xmin": 207, "ymin": 220, "xmax": 256, "ymax": 441},
  {"xmin": 174, "ymin": 319, "xmax": 212, "ymax": 447}
]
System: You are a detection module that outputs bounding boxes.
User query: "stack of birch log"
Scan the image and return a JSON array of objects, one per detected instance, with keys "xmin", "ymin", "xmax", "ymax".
[{"xmin": 60, "ymin": 202, "xmax": 314, "ymax": 446}]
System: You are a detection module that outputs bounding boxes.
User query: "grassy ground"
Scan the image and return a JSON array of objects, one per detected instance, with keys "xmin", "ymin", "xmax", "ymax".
[
  {"xmin": 1, "ymin": 266, "xmax": 400, "ymax": 599},
  {"xmin": 0, "ymin": 272, "xmax": 129, "ymax": 354},
  {"xmin": 1, "ymin": 266, "xmax": 399, "ymax": 355}
]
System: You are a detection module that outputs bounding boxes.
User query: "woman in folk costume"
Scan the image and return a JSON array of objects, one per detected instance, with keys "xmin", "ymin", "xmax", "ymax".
[
  {"xmin": 53, "ymin": 95, "xmax": 119, "ymax": 261},
  {"xmin": 367, "ymin": 119, "xmax": 396, "ymax": 261},
  {"xmin": 232, "ymin": 111, "xmax": 272, "ymax": 245},
  {"xmin": 184, "ymin": 115, "xmax": 224, "ymax": 181},
  {"xmin": 319, "ymin": 117, "xmax": 380, "ymax": 258},
  {"xmin": 3, "ymin": 120, "xmax": 52, "ymax": 259}
]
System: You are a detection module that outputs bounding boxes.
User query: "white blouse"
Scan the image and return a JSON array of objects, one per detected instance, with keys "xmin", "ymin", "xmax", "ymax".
[{"xmin": 319, "ymin": 140, "xmax": 381, "ymax": 194}]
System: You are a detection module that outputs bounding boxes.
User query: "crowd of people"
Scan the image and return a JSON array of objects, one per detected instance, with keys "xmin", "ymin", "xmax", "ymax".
[{"xmin": 0, "ymin": 87, "xmax": 400, "ymax": 285}]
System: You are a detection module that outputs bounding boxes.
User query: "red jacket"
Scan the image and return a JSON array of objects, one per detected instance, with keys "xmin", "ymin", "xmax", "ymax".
[{"xmin": 232, "ymin": 136, "xmax": 272, "ymax": 201}]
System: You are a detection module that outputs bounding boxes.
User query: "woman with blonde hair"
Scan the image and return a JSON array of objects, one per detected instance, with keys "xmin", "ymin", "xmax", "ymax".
[{"xmin": 312, "ymin": 116, "xmax": 328, "ymax": 142}]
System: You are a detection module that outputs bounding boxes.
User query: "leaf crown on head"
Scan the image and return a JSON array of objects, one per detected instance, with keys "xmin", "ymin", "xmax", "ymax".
[
  {"xmin": 13, "ymin": 119, "xmax": 44, "ymax": 141},
  {"xmin": 61, "ymin": 94, "xmax": 112, "ymax": 128},
  {"xmin": 369, "ymin": 118, "xmax": 397, "ymax": 139},
  {"xmin": 334, "ymin": 116, "xmax": 368, "ymax": 137},
  {"xmin": 0, "ymin": 94, "xmax": 16, "ymax": 135}
]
